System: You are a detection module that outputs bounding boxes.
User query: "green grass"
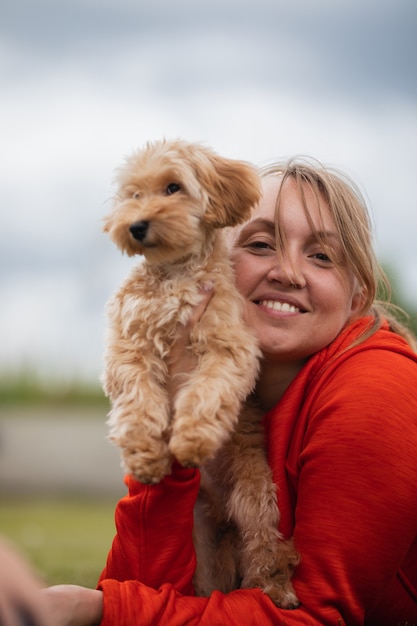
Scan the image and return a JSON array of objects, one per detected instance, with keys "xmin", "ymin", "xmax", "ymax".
[
  {"xmin": 0, "ymin": 372, "xmax": 108, "ymax": 409},
  {"xmin": 0, "ymin": 498, "xmax": 118, "ymax": 587}
]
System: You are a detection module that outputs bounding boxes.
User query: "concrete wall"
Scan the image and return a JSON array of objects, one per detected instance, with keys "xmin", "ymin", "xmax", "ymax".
[{"xmin": 0, "ymin": 408, "xmax": 126, "ymax": 497}]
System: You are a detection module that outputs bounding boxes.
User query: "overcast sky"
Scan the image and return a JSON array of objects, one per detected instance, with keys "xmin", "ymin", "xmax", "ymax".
[{"xmin": 1, "ymin": 0, "xmax": 416, "ymax": 383}]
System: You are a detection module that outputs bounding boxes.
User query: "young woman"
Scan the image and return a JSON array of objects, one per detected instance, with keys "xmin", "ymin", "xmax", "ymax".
[{"xmin": 43, "ymin": 158, "xmax": 417, "ymax": 625}]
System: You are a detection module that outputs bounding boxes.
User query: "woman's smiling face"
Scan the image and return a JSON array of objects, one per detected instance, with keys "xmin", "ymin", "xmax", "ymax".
[{"xmin": 231, "ymin": 175, "xmax": 364, "ymax": 364}]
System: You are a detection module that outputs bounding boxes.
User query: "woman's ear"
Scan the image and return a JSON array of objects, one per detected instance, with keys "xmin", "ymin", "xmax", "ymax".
[{"xmin": 350, "ymin": 283, "xmax": 367, "ymax": 319}]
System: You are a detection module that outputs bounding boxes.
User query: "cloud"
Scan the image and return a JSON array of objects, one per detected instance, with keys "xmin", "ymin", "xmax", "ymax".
[
  {"xmin": 2, "ymin": 0, "xmax": 416, "ymax": 101},
  {"xmin": 0, "ymin": 0, "xmax": 416, "ymax": 379}
]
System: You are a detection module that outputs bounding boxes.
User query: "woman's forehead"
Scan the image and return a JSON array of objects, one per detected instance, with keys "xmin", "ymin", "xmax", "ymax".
[{"xmin": 258, "ymin": 174, "xmax": 333, "ymax": 229}]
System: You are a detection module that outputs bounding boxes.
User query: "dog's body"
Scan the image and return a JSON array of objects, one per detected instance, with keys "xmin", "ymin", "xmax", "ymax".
[
  {"xmin": 102, "ymin": 139, "xmax": 298, "ymax": 608},
  {"xmin": 194, "ymin": 398, "xmax": 299, "ymax": 608}
]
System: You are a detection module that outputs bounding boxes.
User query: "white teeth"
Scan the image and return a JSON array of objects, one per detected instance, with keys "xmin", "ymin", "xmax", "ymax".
[{"xmin": 259, "ymin": 300, "xmax": 300, "ymax": 313}]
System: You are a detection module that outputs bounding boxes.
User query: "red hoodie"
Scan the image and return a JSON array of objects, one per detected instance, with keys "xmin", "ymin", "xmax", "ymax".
[{"xmin": 98, "ymin": 317, "xmax": 417, "ymax": 625}]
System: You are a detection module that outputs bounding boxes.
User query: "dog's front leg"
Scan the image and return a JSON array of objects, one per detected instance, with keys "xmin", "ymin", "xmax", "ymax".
[
  {"xmin": 168, "ymin": 354, "xmax": 257, "ymax": 467},
  {"xmin": 168, "ymin": 306, "xmax": 260, "ymax": 468},
  {"xmin": 105, "ymin": 353, "xmax": 173, "ymax": 484}
]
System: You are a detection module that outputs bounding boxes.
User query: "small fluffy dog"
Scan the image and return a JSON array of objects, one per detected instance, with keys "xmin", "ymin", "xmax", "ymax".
[{"xmin": 102, "ymin": 139, "xmax": 298, "ymax": 608}]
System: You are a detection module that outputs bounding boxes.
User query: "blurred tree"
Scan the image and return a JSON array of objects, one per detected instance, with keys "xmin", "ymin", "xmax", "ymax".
[{"xmin": 380, "ymin": 263, "xmax": 417, "ymax": 337}]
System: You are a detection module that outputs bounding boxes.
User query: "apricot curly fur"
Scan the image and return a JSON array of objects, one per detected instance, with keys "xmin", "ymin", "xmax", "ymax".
[{"xmin": 102, "ymin": 138, "xmax": 299, "ymax": 607}]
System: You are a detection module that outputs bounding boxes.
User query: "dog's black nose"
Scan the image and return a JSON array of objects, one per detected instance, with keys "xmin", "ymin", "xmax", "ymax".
[{"xmin": 129, "ymin": 221, "xmax": 149, "ymax": 241}]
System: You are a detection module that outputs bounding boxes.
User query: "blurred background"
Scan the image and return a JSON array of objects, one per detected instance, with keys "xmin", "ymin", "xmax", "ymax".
[{"xmin": 1, "ymin": 0, "xmax": 416, "ymax": 586}]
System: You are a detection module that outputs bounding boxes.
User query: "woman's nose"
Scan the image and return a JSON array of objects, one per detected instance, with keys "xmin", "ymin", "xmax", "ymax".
[{"xmin": 266, "ymin": 254, "xmax": 306, "ymax": 289}]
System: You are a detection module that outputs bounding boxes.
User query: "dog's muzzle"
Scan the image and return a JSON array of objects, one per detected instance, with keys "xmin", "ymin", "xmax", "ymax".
[{"xmin": 129, "ymin": 221, "xmax": 149, "ymax": 241}]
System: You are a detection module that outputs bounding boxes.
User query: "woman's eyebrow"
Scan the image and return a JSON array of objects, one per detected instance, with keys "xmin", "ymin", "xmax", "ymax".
[
  {"xmin": 234, "ymin": 218, "xmax": 276, "ymax": 245},
  {"xmin": 240, "ymin": 218, "xmax": 276, "ymax": 234},
  {"xmin": 236, "ymin": 221, "xmax": 342, "ymax": 249},
  {"xmin": 310, "ymin": 231, "xmax": 341, "ymax": 245}
]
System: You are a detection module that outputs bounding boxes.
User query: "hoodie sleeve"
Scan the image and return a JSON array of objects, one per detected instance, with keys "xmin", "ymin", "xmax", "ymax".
[{"xmin": 98, "ymin": 463, "xmax": 199, "ymax": 596}]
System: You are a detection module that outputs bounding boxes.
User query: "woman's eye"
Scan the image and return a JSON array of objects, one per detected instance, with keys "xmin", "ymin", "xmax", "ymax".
[
  {"xmin": 243, "ymin": 238, "xmax": 275, "ymax": 253},
  {"xmin": 250, "ymin": 241, "xmax": 271, "ymax": 249},
  {"xmin": 166, "ymin": 183, "xmax": 181, "ymax": 195},
  {"xmin": 311, "ymin": 252, "xmax": 332, "ymax": 263}
]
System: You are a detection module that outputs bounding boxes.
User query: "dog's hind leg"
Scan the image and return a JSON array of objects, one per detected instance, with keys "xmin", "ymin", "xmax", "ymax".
[
  {"xmin": 193, "ymin": 473, "xmax": 241, "ymax": 596},
  {"xmin": 224, "ymin": 404, "xmax": 299, "ymax": 608}
]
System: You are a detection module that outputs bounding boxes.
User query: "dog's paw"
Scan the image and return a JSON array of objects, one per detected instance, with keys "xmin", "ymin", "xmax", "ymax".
[
  {"xmin": 241, "ymin": 573, "xmax": 299, "ymax": 609},
  {"xmin": 262, "ymin": 580, "xmax": 299, "ymax": 609},
  {"xmin": 122, "ymin": 448, "xmax": 173, "ymax": 484},
  {"xmin": 241, "ymin": 541, "xmax": 300, "ymax": 609},
  {"xmin": 169, "ymin": 433, "xmax": 218, "ymax": 468}
]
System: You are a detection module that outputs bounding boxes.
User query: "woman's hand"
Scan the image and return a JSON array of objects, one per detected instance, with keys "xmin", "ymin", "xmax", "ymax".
[
  {"xmin": 167, "ymin": 282, "xmax": 214, "ymax": 401},
  {"xmin": 0, "ymin": 538, "xmax": 51, "ymax": 626},
  {"xmin": 41, "ymin": 585, "xmax": 103, "ymax": 626}
]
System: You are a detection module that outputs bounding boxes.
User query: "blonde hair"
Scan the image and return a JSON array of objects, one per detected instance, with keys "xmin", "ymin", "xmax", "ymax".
[{"xmin": 260, "ymin": 157, "xmax": 416, "ymax": 351}]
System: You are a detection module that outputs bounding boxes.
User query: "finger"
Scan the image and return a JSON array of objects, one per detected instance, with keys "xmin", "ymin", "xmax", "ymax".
[
  {"xmin": 0, "ymin": 600, "xmax": 37, "ymax": 626},
  {"xmin": 16, "ymin": 606, "xmax": 41, "ymax": 626},
  {"xmin": 189, "ymin": 281, "xmax": 214, "ymax": 326}
]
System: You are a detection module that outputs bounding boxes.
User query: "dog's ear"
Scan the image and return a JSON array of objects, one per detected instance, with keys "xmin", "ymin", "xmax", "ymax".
[{"xmin": 197, "ymin": 153, "xmax": 261, "ymax": 228}]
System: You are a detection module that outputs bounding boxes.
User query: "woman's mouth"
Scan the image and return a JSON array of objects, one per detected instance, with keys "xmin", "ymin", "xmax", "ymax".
[{"xmin": 256, "ymin": 300, "xmax": 303, "ymax": 314}]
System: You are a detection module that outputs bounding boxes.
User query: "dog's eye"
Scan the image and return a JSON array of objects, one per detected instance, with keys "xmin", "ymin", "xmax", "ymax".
[
  {"xmin": 132, "ymin": 191, "xmax": 140, "ymax": 199},
  {"xmin": 166, "ymin": 183, "xmax": 181, "ymax": 195}
]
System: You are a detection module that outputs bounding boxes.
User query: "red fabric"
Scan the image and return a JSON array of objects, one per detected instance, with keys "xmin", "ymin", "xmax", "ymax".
[{"xmin": 98, "ymin": 317, "xmax": 417, "ymax": 625}]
